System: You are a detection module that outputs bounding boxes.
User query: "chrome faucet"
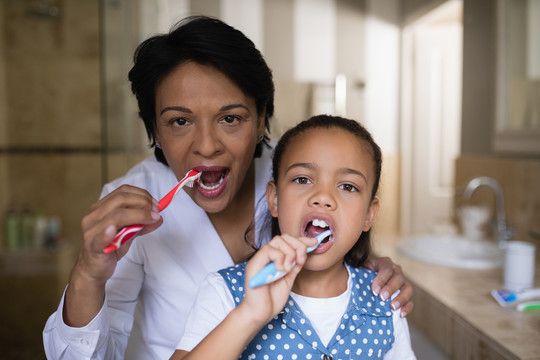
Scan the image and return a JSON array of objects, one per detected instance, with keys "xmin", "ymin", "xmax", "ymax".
[{"xmin": 462, "ymin": 176, "xmax": 512, "ymax": 248}]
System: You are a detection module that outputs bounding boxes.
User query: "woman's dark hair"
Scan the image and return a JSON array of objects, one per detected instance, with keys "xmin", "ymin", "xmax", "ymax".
[
  {"xmin": 269, "ymin": 114, "xmax": 382, "ymax": 267},
  {"xmin": 128, "ymin": 16, "xmax": 274, "ymax": 165}
]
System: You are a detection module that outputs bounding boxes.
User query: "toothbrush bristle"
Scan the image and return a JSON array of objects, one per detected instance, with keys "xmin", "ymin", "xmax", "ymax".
[{"xmin": 185, "ymin": 173, "xmax": 202, "ymax": 188}]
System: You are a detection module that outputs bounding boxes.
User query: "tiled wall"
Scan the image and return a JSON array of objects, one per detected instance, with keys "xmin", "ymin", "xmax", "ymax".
[
  {"xmin": 1, "ymin": 0, "xmax": 112, "ymax": 251},
  {"xmin": 455, "ymin": 155, "xmax": 540, "ymax": 243},
  {"xmin": 0, "ymin": 1, "xmax": 7, "ymax": 247},
  {"xmin": 0, "ymin": 2, "xmax": 150, "ymax": 356},
  {"xmin": 1, "ymin": 10, "xmax": 156, "ymax": 254},
  {"xmin": 3, "ymin": 0, "xmax": 101, "ymax": 148}
]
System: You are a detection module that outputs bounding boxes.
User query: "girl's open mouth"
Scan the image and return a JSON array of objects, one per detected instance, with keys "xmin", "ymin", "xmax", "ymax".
[{"xmin": 305, "ymin": 219, "xmax": 333, "ymax": 250}]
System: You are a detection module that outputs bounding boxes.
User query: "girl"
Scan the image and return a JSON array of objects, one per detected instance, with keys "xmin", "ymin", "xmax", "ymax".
[{"xmin": 172, "ymin": 115, "xmax": 416, "ymax": 359}]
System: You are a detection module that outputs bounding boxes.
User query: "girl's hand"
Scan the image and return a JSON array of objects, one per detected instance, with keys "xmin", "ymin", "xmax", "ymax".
[
  {"xmin": 364, "ymin": 256, "xmax": 414, "ymax": 317},
  {"xmin": 240, "ymin": 234, "xmax": 317, "ymax": 326}
]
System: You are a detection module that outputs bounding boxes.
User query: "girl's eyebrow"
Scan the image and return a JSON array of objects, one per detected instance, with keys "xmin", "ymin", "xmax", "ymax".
[
  {"xmin": 286, "ymin": 162, "xmax": 368, "ymax": 184},
  {"xmin": 285, "ymin": 162, "xmax": 315, "ymax": 173},
  {"xmin": 160, "ymin": 103, "xmax": 249, "ymax": 116},
  {"xmin": 342, "ymin": 168, "xmax": 368, "ymax": 184}
]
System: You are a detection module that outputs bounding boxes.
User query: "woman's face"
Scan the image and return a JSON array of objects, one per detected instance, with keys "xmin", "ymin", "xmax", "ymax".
[
  {"xmin": 267, "ymin": 127, "xmax": 379, "ymax": 271},
  {"xmin": 154, "ymin": 61, "xmax": 265, "ymax": 213}
]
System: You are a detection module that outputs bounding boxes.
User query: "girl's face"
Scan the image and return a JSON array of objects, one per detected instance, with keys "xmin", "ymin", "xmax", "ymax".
[
  {"xmin": 154, "ymin": 62, "xmax": 265, "ymax": 213},
  {"xmin": 267, "ymin": 127, "xmax": 379, "ymax": 271}
]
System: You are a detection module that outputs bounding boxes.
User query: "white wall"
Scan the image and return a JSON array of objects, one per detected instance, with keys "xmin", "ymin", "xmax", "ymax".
[
  {"xmin": 222, "ymin": 0, "xmax": 264, "ymax": 51},
  {"xmin": 365, "ymin": 0, "xmax": 400, "ymax": 154},
  {"xmin": 293, "ymin": 0, "xmax": 336, "ymax": 83}
]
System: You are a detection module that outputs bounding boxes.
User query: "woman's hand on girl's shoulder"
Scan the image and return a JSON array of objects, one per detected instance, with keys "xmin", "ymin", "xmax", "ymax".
[{"xmin": 364, "ymin": 256, "xmax": 414, "ymax": 317}]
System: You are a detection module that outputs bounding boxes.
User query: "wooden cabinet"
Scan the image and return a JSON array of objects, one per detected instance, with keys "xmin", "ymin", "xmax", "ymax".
[
  {"xmin": 410, "ymin": 282, "xmax": 518, "ymax": 360},
  {"xmin": 0, "ymin": 247, "xmax": 74, "ymax": 359}
]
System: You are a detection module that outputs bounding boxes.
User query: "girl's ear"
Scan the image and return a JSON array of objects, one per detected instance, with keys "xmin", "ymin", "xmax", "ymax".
[
  {"xmin": 266, "ymin": 181, "xmax": 278, "ymax": 218},
  {"xmin": 362, "ymin": 198, "xmax": 379, "ymax": 231}
]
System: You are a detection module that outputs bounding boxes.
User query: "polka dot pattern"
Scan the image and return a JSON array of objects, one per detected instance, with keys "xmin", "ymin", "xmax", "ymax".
[{"xmin": 218, "ymin": 263, "xmax": 394, "ymax": 359}]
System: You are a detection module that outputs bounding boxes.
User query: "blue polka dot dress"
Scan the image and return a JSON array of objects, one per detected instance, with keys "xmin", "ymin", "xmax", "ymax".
[{"xmin": 218, "ymin": 263, "xmax": 395, "ymax": 360}]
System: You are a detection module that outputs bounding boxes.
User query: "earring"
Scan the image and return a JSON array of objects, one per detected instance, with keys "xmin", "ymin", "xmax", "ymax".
[
  {"xmin": 258, "ymin": 135, "xmax": 264, "ymax": 142},
  {"xmin": 156, "ymin": 142, "xmax": 161, "ymax": 149}
]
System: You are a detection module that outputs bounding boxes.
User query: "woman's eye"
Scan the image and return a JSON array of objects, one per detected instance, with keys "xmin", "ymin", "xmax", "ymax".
[
  {"xmin": 293, "ymin": 177, "xmax": 311, "ymax": 185},
  {"xmin": 221, "ymin": 115, "xmax": 240, "ymax": 124},
  {"xmin": 172, "ymin": 118, "xmax": 189, "ymax": 126},
  {"xmin": 340, "ymin": 183, "xmax": 358, "ymax": 192}
]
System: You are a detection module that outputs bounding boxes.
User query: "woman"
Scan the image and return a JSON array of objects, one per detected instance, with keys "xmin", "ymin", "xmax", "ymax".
[{"xmin": 43, "ymin": 16, "xmax": 413, "ymax": 359}]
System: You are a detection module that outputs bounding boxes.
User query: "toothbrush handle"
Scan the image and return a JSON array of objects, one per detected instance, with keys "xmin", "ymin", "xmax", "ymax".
[
  {"xmin": 103, "ymin": 224, "xmax": 143, "ymax": 253},
  {"xmin": 248, "ymin": 230, "xmax": 332, "ymax": 288},
  {"xmin": 248, "ymin": 261, "xmax": 296, "ymax": 288},
  {"xmin": 102, "ymin": 170, "xmax": 201, "ymax": 254}
]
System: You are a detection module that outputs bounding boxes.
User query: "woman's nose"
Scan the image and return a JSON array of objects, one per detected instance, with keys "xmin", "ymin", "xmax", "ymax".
[{"xmin": 193, "ymin": 123, "xmax": 222, "ymax": 157}]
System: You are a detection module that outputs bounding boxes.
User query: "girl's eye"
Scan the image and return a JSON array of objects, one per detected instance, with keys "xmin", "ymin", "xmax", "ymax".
[
  {"xmin": 339, "ymin": 183, "xmax": 358, "ymax": 192},
  {"xmin": 220, "ymin": 115, "xmax": 240, "ymax": 124},
  {"xmin": 293, "ymin": 177, "xmax": 311, "ymax": 185}
]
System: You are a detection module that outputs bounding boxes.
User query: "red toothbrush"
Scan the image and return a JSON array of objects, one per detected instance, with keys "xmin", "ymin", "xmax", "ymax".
[{"xmin": 103, "ymin": 169, "xmax": 201, "ymax": 253}]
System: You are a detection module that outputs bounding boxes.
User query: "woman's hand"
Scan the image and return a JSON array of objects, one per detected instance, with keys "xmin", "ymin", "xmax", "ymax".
[
  {"xmin": 364, "ymin": 257, "xmax": 414, "ymax": 317},
  {"xmin": 241, "ymin": 234, "xmax": 317, "ymax": 326},
  {"xmin": 64, "ymin": 185, "xmax": 163, "ymax": 327}
]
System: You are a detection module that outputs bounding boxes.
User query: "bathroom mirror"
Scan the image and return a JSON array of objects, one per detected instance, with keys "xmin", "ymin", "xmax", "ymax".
[{"xmin": 494, "ymin": 0, "xmax": 540, "ymax": 155}]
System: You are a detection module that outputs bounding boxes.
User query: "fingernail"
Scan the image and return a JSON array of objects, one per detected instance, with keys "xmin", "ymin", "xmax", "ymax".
[
  {"xmin": 152, "ymin": 198, "xmax": 159, "ymax": 206},
  {"xmin": 285, "ymin": 261, "xmax": 294, "ymax": 272},
  {"xmin": 380, "ymin": 291, "xmax": 389, "ymax": 301},
  {"xmin": 391, "ymin": 301, "xmax": 400, "ymax": 311},
  {"xmin": 372, "ymin": 285, "xmax": 381, "ymax": 296},
  {"xmin": 105, "ymin": 225, "xmax": 116, "ymax": 236},
  {"xmin": 151, "ymin": 211, "xmax": 161, "ymax": 220},
  {"xmin": 400, "ymin": 311, "xmax": 407, "ymax": 318}
]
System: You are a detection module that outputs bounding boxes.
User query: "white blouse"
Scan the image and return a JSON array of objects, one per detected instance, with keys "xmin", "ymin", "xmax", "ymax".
[{"xmin": 43, "ymin": 147, "xmax": 273, "ymax": 360}]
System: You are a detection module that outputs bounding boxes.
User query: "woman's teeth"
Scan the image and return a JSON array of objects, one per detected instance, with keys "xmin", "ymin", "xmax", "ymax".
[{"xmin": 198, "ymin": 173, "xmax": 225, "ymax": 190}]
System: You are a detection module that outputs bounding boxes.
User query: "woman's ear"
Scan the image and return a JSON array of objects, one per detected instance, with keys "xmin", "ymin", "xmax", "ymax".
[
  {"xmin": 266, "ymin": 181, "xmax": 278, "ymax": 218},
  {"xmin": 257, "ymin": 109, "xmax": 267, "ymax": 141},
  {"xmin": 362, "ymin": 198, "xmax": 379, "ymax": 231}
]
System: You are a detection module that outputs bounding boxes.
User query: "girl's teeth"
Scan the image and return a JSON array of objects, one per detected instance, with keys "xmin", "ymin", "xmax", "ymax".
[{"xmin": 312, "ymin": 219, "xmax": 329, "ymax": 228}]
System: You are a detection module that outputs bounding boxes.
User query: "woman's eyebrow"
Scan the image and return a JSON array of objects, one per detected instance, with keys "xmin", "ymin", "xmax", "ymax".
[
  {"xmin": 160, "ymin": 103, "xmax": 248, "ymax": 116},
  {"xmin": 160, "ymin": 106, "xmax": 191, "ymax": 116},
  {"xmin": 220, "ymin": 103, "xmax": 249, "ymax": 112}
]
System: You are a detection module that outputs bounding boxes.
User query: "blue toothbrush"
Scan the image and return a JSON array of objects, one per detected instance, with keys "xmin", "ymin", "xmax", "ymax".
[{"xmin": 249, "ymin": 230, "xmax": 332, "ymax": 288}]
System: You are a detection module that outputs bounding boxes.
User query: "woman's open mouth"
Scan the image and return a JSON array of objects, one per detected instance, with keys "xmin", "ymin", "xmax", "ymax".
[{"xmin": 195, "ymin": 168, "xmax": 229, "ymax": 198}]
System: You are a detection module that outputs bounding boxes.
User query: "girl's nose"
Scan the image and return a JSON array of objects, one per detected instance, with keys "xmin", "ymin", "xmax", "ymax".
[{"xmin": 309, "ymin": 187, "xmax": 336, "ymax": 209}]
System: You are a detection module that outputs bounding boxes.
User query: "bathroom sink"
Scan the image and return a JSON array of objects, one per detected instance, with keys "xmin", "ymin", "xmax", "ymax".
[{"xmin": 398, "ymin": 234, "xmax": 504, "ymax": 269}]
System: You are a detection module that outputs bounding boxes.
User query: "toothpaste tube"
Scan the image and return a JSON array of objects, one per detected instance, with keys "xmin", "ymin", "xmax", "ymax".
[{"xmin": 491, "ymin": 288, "xmax": 540, "ymax": 307}]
